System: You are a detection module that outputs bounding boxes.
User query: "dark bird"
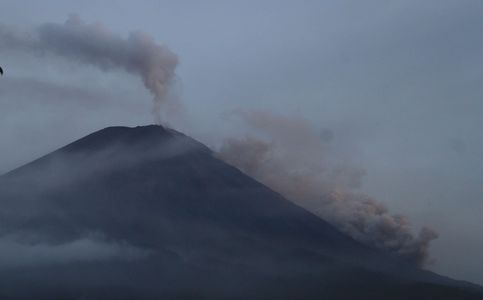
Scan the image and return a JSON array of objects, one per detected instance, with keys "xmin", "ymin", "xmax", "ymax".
[{"xmin": 0, "ymin": 66, "xmax": 3, "ymax": 75}]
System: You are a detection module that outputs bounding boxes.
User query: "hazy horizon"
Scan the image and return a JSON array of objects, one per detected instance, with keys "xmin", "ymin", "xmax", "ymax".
[{"xmin": 1, "ymin": 0, "xmax": 482, "ymax": 285}]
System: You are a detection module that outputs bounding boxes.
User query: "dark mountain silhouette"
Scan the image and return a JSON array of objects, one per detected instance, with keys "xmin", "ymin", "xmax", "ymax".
[{"xmin": 0, "ymin": 125, "xmax": 481, "ymax": 299}]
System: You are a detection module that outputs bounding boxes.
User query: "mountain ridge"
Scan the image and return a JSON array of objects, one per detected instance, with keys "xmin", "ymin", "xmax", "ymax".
[{"xmin": 0, "ymin": 125, "xmax": 481, "ymax": 299}]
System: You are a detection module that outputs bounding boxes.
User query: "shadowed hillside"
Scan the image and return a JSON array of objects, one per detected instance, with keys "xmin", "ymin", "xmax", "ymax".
[{"xmin": 0, "ymin": 125, "xmax": 481, "ymax": 299}]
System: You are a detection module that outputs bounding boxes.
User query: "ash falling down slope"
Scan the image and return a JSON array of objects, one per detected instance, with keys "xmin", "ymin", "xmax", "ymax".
[{"xmin": 0, "ymin": 125, "xmax": 481, "ymax": 300}]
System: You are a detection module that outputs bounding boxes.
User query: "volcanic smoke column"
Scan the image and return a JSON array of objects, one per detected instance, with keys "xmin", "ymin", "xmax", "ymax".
[
  {"xmin": 218, "ymin": 111, "xmax": 439, "ymax": 266},
  {"xmin": 0, "ymin": 15, "xmax": 178, "ymax": 123}
]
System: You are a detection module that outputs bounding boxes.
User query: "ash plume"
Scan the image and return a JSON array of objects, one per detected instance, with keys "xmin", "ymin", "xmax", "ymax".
[
  {"xmin": 0, "ymin": 15, "xmax": 178, "ymax": 123},
  {"xmin": 218, "ymin": 111, "xmax": 438, "ymax": 266}
]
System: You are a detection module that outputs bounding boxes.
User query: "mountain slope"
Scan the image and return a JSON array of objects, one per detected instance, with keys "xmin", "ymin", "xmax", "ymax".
[{"xmin": 0, "ymin": 125, "xmax": 480, "ymax": 299}]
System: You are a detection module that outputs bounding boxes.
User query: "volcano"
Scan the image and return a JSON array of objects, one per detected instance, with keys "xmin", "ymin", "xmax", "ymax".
[{"xmin": 0, "ymin": 125, "xmax": 480, "ymax": 299}]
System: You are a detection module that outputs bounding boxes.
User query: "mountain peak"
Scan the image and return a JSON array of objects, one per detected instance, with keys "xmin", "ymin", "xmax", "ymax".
[
  {"xmin": 0, "ymin": 126, "xmax": 481, "ymax": 299},
  {"xmin": 63, "ymin": 125, "xmax": 177, "ymax": 152},
  {"xmin": 6, "ymin": 124, "xmax": 211, "ymax": 178}
]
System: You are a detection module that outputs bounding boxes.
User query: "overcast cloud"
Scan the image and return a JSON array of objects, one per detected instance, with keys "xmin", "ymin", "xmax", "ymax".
[{"xmin": 0, "ymin": 0, "xmax": 482, "ymax": 284}]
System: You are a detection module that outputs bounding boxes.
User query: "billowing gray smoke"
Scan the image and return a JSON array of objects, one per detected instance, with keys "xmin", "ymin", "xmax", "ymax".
[
  {"xmin": 0, "ymin": 15, "xmax": 178, "ymax": 123},
  {"xmin": 218, "ymin": 111, "xmax": 438, "ymax": 266},
  {"xmin": 0, "ymin": 15, "xmax": 438, "ymax": 267}
]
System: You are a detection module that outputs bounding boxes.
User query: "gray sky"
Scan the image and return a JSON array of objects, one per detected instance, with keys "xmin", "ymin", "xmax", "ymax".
[{"xmin": 0, "ymin": 0, "xmax": 482, "ymax": 284}]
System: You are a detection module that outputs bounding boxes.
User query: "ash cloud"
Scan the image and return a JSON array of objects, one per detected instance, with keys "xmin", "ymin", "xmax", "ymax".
[
  {"xmin": 218, "ymin": 111, "xmax": 438, "ymax": 266},
  {"xmin": 0, "ymin": 14, "xmax": 178, "ymax": 123}
]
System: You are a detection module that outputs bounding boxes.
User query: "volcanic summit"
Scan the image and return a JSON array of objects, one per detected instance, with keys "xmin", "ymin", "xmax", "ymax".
[{"xmin": 0, "ymin": 125, "xmax": 480, "ymax": 299}]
